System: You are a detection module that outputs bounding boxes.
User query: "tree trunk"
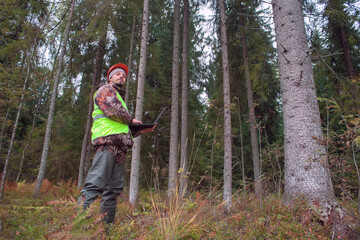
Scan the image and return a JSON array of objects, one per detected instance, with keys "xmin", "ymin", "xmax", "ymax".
[
  {"xmin": 77, "ymin": 33, "xmax": 106, "ymax": 189},
  {"xmin": 0, "ymin": 34, "xmax": 40, "ymax": 199},
  {"xmin": 219, "ymin": 0, "xmax": 232, "ymax": 213},
  {"xmin": 0, "ymin": 106, "xmax": 10, "ymax": 154},
  {"xmin": 0, "ymin": 68, "xmax": 31, "ymax": 200},
  {"xmin": 84, "ymin": 142, "xmax": 91, "ymax": 177},
  {"xmin": 338, "ymin": 24, "xmax": 355, "ymax": 78},
  {"xmin": 33, "ymin": 0, "xmax": 76, "ymax": 198},
  {"xmin": 129, "ymin": 0, "xmax": 150, "ymax": 206},
  {"xmin": 272, "ymin": 0, "xmax": 334, "ymax": 207},
  {"xmin": 238, "ymin": 5, "xmax": 261, "ymax": 197},
  {"xmin": 125, "ymin": 16, "xmax": 136, "ymax": 105},
  {"xmin": 179, "ymin": 0, "xmax": 189, "ymax": 198},
  {"xmin": 352, "ymin": 142, "xmax": 360, "ymax": 216},
  {"xmin": 1, "ymin": 2, "xmax": 56, "ymax": 189},
  {"xmin": 236, "ymin": 98, "xmax": 246, "ymax": 194},
  {"xmin": 168, "ymin": 0, "xmax": 181, "ymax": 197},
  {"xmin": 16, "ymin": 108, "xmax": 37, "ymax": 183},
  {"xmin": 210, "ymin": 113, "xmax": 220, "ymax": 192},
  {"xmin": 275, "ymin": 147, "xmax": 282, "ymax": 198},
  {"xmin": 154, "ymin": 129, "xmax": 160, "ymax": 191},
  {"xmin": 326, "ymin": 0, "xmax": 355, "ymax": 78}
]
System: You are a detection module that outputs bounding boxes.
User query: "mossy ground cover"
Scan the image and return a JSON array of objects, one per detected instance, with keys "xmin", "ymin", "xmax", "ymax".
[{"xmin": 0, "ymin": 180, "xmax": 342, "ymax": 239}]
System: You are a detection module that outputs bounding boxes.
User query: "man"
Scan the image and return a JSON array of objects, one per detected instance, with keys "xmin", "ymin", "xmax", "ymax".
[{"xmin": 80, "ymin": 63, "xmax": 155, "ymax": 224}]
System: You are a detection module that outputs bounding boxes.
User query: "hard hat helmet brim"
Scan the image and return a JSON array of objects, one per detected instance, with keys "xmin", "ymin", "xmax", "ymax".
[{"xmin": 107, "ymin": 63, "xmax": 128, "ymax": 80}]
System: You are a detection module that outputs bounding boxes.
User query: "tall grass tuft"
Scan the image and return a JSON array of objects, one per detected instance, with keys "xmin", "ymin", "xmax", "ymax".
[{"xmin": 148, "ymin": 189, "xmax": 217, "ymax": 239}]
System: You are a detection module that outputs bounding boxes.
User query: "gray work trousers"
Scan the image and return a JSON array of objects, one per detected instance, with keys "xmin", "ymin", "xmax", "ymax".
[{"xmin": 81, "ymin": 147, "xmax": 125, "ymax": 224}]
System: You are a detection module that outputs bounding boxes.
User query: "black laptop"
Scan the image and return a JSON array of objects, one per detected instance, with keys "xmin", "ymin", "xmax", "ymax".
[{"xmin": 129, "ymin": 106, "xmax": 167, "ymax": 131}]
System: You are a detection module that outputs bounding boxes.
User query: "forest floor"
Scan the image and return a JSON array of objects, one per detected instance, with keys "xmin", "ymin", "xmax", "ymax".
[{"xmin": 0, "ymin": 179, "xmax": 356, "ymax": 239}]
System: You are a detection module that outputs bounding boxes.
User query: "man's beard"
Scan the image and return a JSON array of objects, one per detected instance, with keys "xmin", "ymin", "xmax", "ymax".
[{"xmin": 113, "ymin": 83, "xmax": 123, "ymax": 88}]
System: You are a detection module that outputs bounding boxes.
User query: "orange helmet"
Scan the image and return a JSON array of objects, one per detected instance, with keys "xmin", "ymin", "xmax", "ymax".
[{"xmin": 107, "ymin": 63, "xmax": 128, "ymax": 80}]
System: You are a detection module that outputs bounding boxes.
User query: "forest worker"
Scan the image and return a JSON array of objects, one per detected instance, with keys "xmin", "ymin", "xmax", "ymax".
[{"xmin": 80, "ymin": 63, "xmax": 156, "ymax": 224}]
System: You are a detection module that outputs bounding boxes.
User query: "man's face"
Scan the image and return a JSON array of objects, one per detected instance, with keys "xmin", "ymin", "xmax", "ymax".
[{"xmin": 109, "ymin": 71, "xmax": 126, "ymax": 85}]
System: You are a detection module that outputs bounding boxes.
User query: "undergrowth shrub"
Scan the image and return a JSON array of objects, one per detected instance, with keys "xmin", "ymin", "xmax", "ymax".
[
  {"xmin": 0, "ymin": 180, "xmax": 337, "ymax": 239},
  {"xmin": 229, "ymin": 194, "xmax": 331, "ymax": 239}
]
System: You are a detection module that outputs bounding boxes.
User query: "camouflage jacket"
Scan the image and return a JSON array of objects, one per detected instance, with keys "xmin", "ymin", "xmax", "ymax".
[{"xmin": 92, "ymin": 83, "xmax": 139, "ymax": 163}]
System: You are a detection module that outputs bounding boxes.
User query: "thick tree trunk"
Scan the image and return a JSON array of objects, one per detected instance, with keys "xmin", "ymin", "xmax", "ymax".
[
  {"xmin": 219, "ymin": 0, "xmax": 233, "ymax": 213},
  {"xmin": 179, "ymin": 0, "xmax": 189, "ymax": 198},
  {"xmin": 272, "ymin": 0, "xmax": 334, "ymax": 206},
  {"xmin": 77, "ymin": 34, "xmax": 106, "ymax": 189},
  {"xmin": 273, "ymin": 3, "xmax": 360, "ymax": 235},
  {"xmin": 125, "ymin": 16, "xmax": 136, "ymax": 105},
  {"xmin": 168, "ymin": 0, "xmax": 181, "ymax": 197},
  {"xmin": 33, "ymin": 0, "xmax": 76, "ymax": 198},
  {"xmin": 129, "ymin": 0, "xmax": 150, "ymax": 206}
]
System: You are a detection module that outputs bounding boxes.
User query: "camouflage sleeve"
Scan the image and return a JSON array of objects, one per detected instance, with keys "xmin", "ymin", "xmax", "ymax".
[{"xmin": 94, "ymin": 85, "xmax": 132, "ymax": 124}]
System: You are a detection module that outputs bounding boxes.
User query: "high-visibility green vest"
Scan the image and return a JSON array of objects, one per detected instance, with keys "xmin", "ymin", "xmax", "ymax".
[{"xmin": 91, "ymin": 90, "xmax": 130, "ymax": 141}]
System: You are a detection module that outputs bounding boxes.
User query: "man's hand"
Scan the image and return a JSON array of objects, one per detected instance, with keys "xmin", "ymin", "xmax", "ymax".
[
  {"xmin": 139, "ymin": 124, "xmax": 157, "ymax": 135},
  {"xmin": 131, "ymin": 118, "xmax": 142, "ymax": 124}
]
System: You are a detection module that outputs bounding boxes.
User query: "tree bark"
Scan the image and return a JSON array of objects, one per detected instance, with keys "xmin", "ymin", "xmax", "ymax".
[
  {"xmin": 275, "ymin": 147, "xmax": 282, "ymax": 198},
  {"xmin": 238, "ymin": 6, "xmax": 261, "ymax": 197},
  {"xmin": 338, "ymin": 24, "xmax": 355, "ymax": 78},
  {"xmin": 179, "ymin": 0, "xmax": 189, "ymax": 198},
  {"xmin": 154, "ymin": 129, "xmax": 160, "ymax": 191},
  {"xmin": 236, "ymin": 98, "xmax": 246, "ymax": 194},
  {"xmin": 77, "ymin": 33, "xmax": 106, "ymax": 189},
  {"xmin": 129, "ymin": 0, "xmax": 150, "ymax": 206},
  {"xmin": 168, "ymin": 0, "xmax": 181, "ymax": 197},
  {"xmin": 0, "ymin": 106, "xmax": 10, "ymax": 154},
  {"xmin": 125, "ymin": 16, "xmax": 136, "ymax": 105},
  {"xmin": 219, "ymin": 0, "xmax": 233, "ymax": 213},
  {"xmin": 210, "ymin": 113, "xmax": 220, "ymax": 192},
  {"xmin": 33, "ymin": 0, "xmax": 76, "ymax": 198},
  {"xmin": 272, "ymin": 0, "xmax": 334, "ymax": 206}
]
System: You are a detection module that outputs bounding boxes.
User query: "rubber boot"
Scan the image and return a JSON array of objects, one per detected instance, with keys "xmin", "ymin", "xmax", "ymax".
[{"xmin": 100, "ymin": 205, "xmax": 117, "ymax": 224}]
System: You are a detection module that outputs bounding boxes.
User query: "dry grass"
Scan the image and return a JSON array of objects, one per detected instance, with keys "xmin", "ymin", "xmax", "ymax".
[{"xmin": 0, "ymin": 180, "xmax": 348, "ymax": 239}]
